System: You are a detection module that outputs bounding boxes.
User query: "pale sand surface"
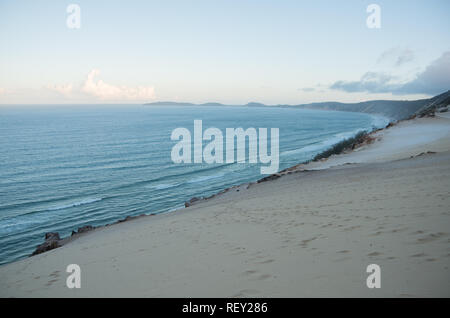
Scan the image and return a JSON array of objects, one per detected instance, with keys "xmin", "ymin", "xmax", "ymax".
[
  {"xmin": 1, "ymin": 117, "xmax": 450, "ymax": 297},
  {"xmin": 304, "ymin": 116, "xmax": 450, "ymax": 170}
]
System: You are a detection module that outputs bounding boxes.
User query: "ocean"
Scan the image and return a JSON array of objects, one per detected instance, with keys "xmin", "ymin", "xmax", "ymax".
[{"xmin": 0, "ymin": 105, "xmax": 389, "ymax": 264}]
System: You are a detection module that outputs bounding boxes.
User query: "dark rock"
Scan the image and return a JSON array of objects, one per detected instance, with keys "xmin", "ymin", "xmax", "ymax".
[
  {"xmin": 45, "ymin": 232, "xmax": 60, "ymax": 241},
  {"xmin": 386, "ymin": 122, "xmax": 396, "ymax": 129},
  {"xmin": 257, "ymin": 174, "xmax": 281, "ymax": 183},
  {"xmin": 117, "ymin": 215, "xmax": 138, "ymax": 223},
  {"xmin": 185, "ymin": 197, "xmax": 201, "ymax": 207},
  {"xmin": 71, "ymin": 225, "xmax": 95, "ymax": 236},
  {"xmin": 31, "ymin": 232, "xmax": 61, "ymax": 256}
]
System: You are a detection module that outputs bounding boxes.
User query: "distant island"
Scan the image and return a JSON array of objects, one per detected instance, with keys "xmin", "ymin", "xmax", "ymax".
[
  {"xmin": 145, "ymin": 90, "xmax": 450, "ymax": 121},
  {"xmin": 144, "ymin": 101, "xmax": 264, "ymax": 107},
  {"xmin": 144, "ymin": 101, "xmax": 225, "ymax": 107}
]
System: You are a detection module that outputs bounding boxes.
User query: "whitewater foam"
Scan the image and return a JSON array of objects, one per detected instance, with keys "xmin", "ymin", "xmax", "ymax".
[
  {"xmin": 187, "ymin": 173, "xmax": 225, "ymax": 184},
  {"xmin": 47, "ymin": 197, "xmax": 103, "ymax": 211}
]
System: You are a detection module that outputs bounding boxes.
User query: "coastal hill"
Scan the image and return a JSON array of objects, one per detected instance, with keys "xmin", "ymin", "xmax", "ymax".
[
  {"xmin": 296, "ymin": 90, "xmax": 450, "ymax": 120},
  {"xmin": 295, "ymin": 99, "xmax": 428, "ymax": 121},
  {"xmin": 414, "ymin": 90, "xmax": 450, "ymax": 117},
  {"xmin": 145, "ymin": 90, "xmax": 450, "ymax": 121}
]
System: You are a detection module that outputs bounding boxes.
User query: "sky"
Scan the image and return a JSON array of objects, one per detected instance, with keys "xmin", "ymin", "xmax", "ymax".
[{"xmin": 0, "ymin": 0, "xmax": 449, "ymax": 105}]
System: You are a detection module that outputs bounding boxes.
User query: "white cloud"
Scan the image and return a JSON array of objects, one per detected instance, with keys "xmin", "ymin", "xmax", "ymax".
[
  {"xmin": 44, "ymin": 69, "xmax": 156, "ymax": 102},
  {"xmin": 81, "ymin": 69, "xmax": 155, "ymax": 101},
  {"xmin": 330, "ymin": 51, "xmax": 450, "ymax": 96}
]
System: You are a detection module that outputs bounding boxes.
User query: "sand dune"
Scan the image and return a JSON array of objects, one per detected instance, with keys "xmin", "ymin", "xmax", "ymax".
[
  {"xmin": 1, "ymin": 116, "xmax": 449, "ymax": 297},
  {"xmin": 305, "ymin": 116, "xmax": 450, "ymax": 169}
]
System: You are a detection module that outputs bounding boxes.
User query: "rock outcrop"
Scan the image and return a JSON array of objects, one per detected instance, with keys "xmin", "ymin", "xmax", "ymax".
[
  {"xmin": 185, "ymin": 197, "xmax": 201, "ymax": 207},
  {"xmin": 31, "ymin": 232, "xmax": 61, "ymax": 256},
  {"xmin": 71, "ymin": 225, "xmax": 95, "ymax": 236}
]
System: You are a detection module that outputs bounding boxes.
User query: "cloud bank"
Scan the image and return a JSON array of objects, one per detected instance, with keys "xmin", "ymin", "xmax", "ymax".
[
  {"xmin": 330, "ymin": 51, "xmax": 450, "ymax": 96},
  {"xmin": 46, "ymin": 69, "xmax": 155, "ymax": 102},
  {"xmin": 81, "ymin": 69, "xmax": 155, "ymax": 101}
]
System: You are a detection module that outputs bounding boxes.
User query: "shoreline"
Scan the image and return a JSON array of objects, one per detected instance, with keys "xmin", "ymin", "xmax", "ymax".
[
  {"xmin": 26, "ymin": 113, "xmax": 391, "ymax": 259},
  {"xmin": 9, "ymin": 112, "xmax": 442, "ymax": 259},
  {"xmin": 1, "ymin": 114, "xmax": 450, "ymax": 297}
]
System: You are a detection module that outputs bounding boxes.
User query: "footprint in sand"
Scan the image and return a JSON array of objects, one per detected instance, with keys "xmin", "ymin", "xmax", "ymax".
[
  {"xmin": 415, "ymin": 232, "xmax": 448, "ymax": 244},
  {"xmin": 410, "ymin": 252, "xmax": 427, "ymax": 258},
  {"xmin": 258, "ymin": 274, "xmax": 272, "ymax": 280},
  {"xmin": 242, "ymin": 270, "xmax": 258, "ymax": 276},
  {"xmin": 391, "ymin": 227, "xmax": 408, "ymax": 233},
  {"xmin": 299, "ymin": 237, "xmax": 317, "ymax": 248},
  {"xmin": 256, "ymin": 259, "xmax": 275, "ymax": 264},
  {"xmin": 49, "ymin": 270, "xmax": 60, "ymax": 278},
  {"xmin": 45, "ymin": 278, "xmax": 59, "ymax": 287},
  {"xmin": 232, "ymin": 289, "xmax": 260, "ymax": 297},
  {"xmin": 368, "ymin": 252, "xmax": 382, "ymax": 257},
  {"xmin": 241, "ymin": 269, "xmax": 272, "ymax": 281},
  {"xmin": 230, "ymin": 247, "xmax": 247, "ymax": 256}
]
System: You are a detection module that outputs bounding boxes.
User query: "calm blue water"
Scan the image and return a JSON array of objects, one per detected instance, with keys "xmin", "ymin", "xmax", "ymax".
[{"xmin": 0, "ymin": 105, "xmax": 388, "ymax": 265}]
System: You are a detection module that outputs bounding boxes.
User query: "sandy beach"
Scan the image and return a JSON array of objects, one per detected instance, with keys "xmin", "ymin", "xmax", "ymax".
[{"xmin": 1, "ymin": 115, "xmax": 450, "ymax": 297}]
